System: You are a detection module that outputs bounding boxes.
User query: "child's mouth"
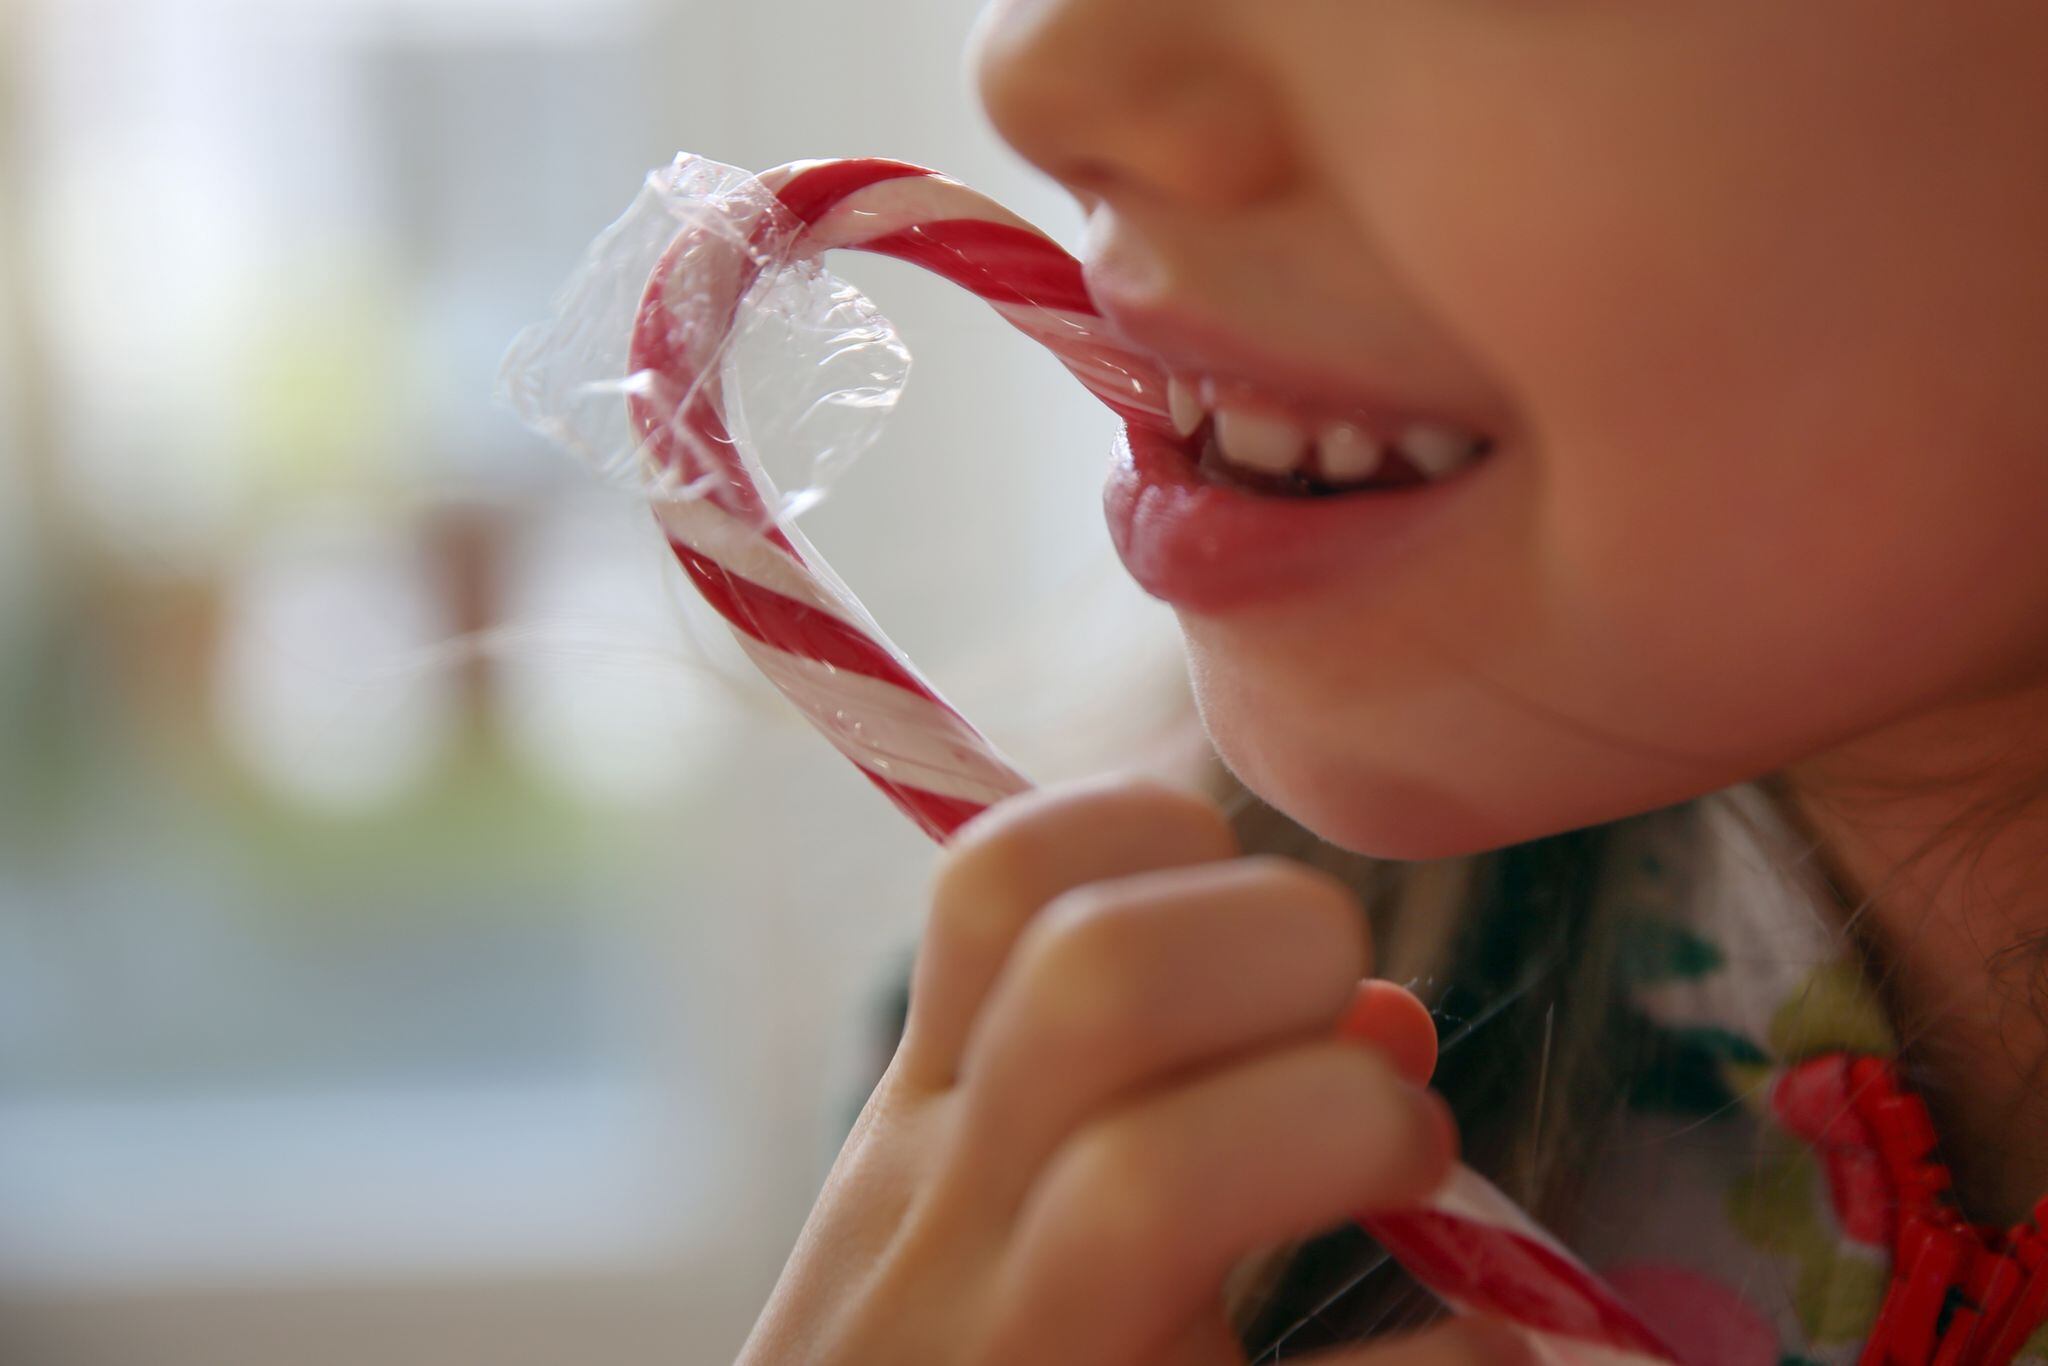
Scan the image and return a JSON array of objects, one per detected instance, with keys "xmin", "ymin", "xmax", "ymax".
[{"xmin": 1167, "ymin": 375, "xmax": 1496, "ymax": 497}]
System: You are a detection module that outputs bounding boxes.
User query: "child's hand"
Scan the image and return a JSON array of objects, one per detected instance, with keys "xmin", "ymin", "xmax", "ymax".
[{"xmin": 733, "ymin": 776, "xmax": 1521, "ymax": 1366}]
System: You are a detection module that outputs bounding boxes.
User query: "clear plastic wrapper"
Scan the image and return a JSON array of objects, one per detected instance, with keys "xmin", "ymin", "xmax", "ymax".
[
  {"xmin": 500, "ymin": 154, "xmax": 1044, "ymax": 840},
  {"xmin": 500, "ymin": 154, "xmax": 911, "ymax": 533}
]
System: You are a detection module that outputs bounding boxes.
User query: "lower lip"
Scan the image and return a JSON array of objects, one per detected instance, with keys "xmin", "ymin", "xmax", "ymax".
[{"xmin": 1102, "ymin": 421, "xmax": 1499, "ymax": 615}]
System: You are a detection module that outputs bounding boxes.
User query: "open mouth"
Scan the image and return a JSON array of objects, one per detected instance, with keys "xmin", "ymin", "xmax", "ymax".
[{"xmin": 1167, "ymin": 375, "xmax": 1497, "ymax": 497}]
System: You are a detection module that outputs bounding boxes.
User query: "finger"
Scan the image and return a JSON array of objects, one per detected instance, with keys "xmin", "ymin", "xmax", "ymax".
[
  {"xmin": 1336, "ymin": 980, "xmax": 1438, "ymax": 1086},
  {"xmin": 986, "ymin": 1040, "xmax": 1454, "ymax": 1366},
  {"xmin": 900, "ymin": 775, "xmax": 1239, "ymax": 1091},
  {"xmin": 947, "ymin": 856, "xmax": 1372, "ymax": 1218},
  {"xmin": 1302, "ymin": 1317, "xmax": 1534, "ymax": 1366}
]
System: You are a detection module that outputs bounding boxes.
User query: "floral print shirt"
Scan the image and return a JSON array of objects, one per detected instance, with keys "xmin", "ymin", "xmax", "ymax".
[{"xmin": 1577, "ymin": 782, "xmax": 2048, "ymax": 1364}]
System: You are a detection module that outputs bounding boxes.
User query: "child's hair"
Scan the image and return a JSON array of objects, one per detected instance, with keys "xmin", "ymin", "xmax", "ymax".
[
  {"xmin": 1209, "ymin": 758, "xmax": 1773, "ymax": 1359},
  {"xmin": 1211, "ymin": 757, "xmax": 2048, "ymax": 1358}
]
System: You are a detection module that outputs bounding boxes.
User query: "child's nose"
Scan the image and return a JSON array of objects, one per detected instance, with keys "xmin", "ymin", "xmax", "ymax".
[{"xmin": 968, "ymin": 0, "xmax": 1295, "ymax": 212}]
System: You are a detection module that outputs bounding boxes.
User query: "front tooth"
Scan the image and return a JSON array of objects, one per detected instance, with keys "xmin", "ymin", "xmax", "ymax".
[
  {"xmin": 1167, "ymin": 378, "xmax": 1205, "ymax": 438},
  {"xmin": 1397, "ymin": 422, "xmax": 1480, "ymax": 479},
  {"xmin": 1214, "ymin": 408, "xmax": 1308, "ymax": 475},
  {"xmin": 1316, "ymin": 422, "xmax": 1383, "ymax": 482}
]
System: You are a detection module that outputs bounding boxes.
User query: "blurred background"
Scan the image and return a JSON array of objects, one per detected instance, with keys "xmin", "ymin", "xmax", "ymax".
[{"xmin": 0, "ymin": 1, "xmax": 1198, "ymax": 1360}]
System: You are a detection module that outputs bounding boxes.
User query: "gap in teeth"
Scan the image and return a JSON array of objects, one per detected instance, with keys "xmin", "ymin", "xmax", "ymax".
[{"xmin": 1169, "ymin": 375, "xmax": 1490, "ymax": 488}]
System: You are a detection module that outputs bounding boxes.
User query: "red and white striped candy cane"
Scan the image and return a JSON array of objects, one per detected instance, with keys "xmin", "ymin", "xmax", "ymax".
[{"xmin": 626, "ymin": 155, "xmax": 1678, "ymax": 1366}]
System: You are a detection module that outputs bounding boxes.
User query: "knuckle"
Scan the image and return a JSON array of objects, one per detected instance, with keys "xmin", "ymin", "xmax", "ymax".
[
  {"xmin": 937, "ymin": 776, "xmax": 1235, "ymax": 889},
  {"xmin": 1103, "ymin": 774, "xmax": 1241, "ymax": 852},
  {"xmin": 1235, "ymin": 856, "xmax": 1371, "ymax": 968},
  {"xmin": 1016, "ymin": 887, "xmax": 1158, "ymax": 1039},
  {"xmin": 940, "ymin": 786, "xmax": 1057, "ymax": 867},
  {"xmin": 1049, "ymin": 1119, "xmax": 1176, "ymax": 1261},
  {"xmin": 927, "ymin": 776, "xmax": 1234, "ymax": 934},
  {"xmin": 929, "ymin": 789, "xmax": 1048, "ymax": 898},
  {"xmin": 1238, "ymin": 855, "xmax": 1360, "ymax": 915},
  {"xmin": 927, "ymin": 827, "xmax": 1029, "ymax": 943}
]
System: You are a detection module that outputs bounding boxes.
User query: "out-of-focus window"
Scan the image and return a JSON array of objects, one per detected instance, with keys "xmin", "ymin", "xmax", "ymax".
[
  {"xmin": 3, "ymin": 0, "xmax": 729, "ymax": 1293},
  {"xmin": 0, "ymin": 0, "xmax": 1188, "ymax": 1361}
]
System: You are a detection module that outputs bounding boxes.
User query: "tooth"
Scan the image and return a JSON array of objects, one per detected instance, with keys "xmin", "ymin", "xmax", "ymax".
[
  {"xmin": 1397, "ymin": 422, "xmax": 1480, "ymax": 479},
  {"xmin": 1316, "ymin": 422, "xmax": 1382, "ymax": 482},
  {"xmin": 1167, "ymin": 378, "xmax": 1205, "ymax": 439},
  {"xmin": 1214, "ymin": 408, "xmax": 1308, "ymax": 475}
]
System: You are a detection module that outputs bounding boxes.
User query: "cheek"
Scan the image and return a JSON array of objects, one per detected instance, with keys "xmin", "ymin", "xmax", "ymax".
[
  {"xmin": 1173, "ymin": 396, "xmax": 2048, "ymax": 860},
  {"xmin": 1191, "ymin": 1, "xmax": 2048, "ymax": 852}
]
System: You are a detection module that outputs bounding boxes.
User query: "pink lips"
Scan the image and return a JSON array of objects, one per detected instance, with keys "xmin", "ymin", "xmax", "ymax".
[
  {"xmin": 1103, "ymin": 417, "xmax": 1496, "ymax": 615},
  {"xmin": 1091, "ymin": 294, "xmax": 1502, "ymax": 615}
]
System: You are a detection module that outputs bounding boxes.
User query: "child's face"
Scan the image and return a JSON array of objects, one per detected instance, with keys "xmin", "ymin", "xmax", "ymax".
[{"xmin": 972, "ymin": 1, "xmax": 2048, "ymax": 857}]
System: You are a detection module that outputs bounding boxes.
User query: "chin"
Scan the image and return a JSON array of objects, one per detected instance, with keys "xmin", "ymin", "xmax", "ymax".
[
  {"xmin": 1182, "ymin": 627, "xmax": 1758, "ymax": 864},
  {"xmin": 1208, "ymin": 724, "xmax": 1530, "ymax": 862}
]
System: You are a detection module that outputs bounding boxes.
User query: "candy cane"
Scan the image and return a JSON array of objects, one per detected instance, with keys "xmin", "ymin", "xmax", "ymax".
[{"xmin": 625, "ymin": 155, "xmax": 1678, "ymax": 1366}]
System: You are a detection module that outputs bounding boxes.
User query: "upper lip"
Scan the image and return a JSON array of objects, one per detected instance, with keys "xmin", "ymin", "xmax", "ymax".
[{"xmin": 1086, "ymin": 283, "xmax": 1502, "ymax": 435}]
